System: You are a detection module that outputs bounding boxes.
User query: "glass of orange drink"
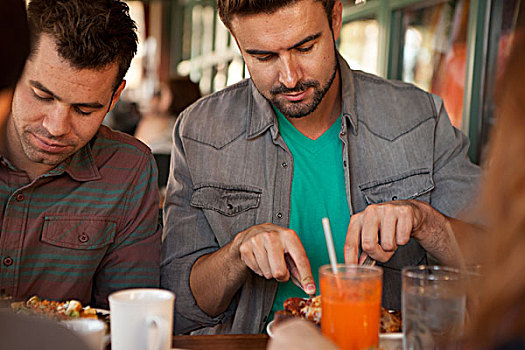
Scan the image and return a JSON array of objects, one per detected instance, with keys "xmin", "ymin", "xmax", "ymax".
[{"xmin": 320, "ymin": 264, "xmax": 383, "ymax": 350}]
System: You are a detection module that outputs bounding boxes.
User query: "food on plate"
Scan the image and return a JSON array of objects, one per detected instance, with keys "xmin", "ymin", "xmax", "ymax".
[
  {"xmin": 274, "ymin": 295, "xmax": 322, "ymax": 325},
  {"xmin": 274, "ymin": 295, "xmax": 402, "ymax": 333},
  {"xmin": 380, "ymin": 309, "xmax": 402, "ymax": 333},
  {"xmin": 11, "ymin": 296, "xmax": 104, "ymax": 321}
]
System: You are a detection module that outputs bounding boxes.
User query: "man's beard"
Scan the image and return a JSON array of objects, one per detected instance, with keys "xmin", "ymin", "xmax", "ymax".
[{"xmin": 269, "ymin": 58, "xmax": 338, "ymax": 119}]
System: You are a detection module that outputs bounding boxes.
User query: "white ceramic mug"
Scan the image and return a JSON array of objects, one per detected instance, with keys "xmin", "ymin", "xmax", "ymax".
[
  {"xmin": 109, "ymin": 288, "xmax": 175, "ymax": 350},
  {"xmin": 62, "ymin": 318, "xmax": 106, "ymax": 350}
]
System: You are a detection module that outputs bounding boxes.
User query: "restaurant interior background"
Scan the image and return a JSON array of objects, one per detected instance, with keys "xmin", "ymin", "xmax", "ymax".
[{"xmin": 92, "ymin": 0, "xmax": 520, "ymax": 166}]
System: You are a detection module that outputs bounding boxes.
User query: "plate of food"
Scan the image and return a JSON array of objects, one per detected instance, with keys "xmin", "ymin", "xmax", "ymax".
[
  {"xmin": 11, "ymin": 295, "xmax": 108, "ymax": 320},
  {"xmin": 11, "ymin": 296, "xmax": 111, "ymax": 345},
  {"xmin": 268, "ymin": 295, "xmax": 402, "ymax": 348}
]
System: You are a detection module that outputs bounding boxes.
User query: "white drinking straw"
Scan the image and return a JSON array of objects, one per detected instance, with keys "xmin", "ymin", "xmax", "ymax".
[{"xmin": 322, "ymin": 217, "xmax": 338, "ymax": 273}]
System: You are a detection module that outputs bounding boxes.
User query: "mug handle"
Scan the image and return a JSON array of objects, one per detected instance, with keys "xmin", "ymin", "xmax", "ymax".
[{"xmin": 145, "ymin": 315, "xmax": 169, "ymax": 350}]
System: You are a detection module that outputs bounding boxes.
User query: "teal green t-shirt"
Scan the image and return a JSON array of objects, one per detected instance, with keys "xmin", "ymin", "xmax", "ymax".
[{"xmin": 269, "ymin": 108, "xmax": 350, "ymax": 321}]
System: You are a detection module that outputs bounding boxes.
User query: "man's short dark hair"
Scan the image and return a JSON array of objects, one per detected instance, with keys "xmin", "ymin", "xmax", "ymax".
[
  {"xmin": 217, "ymin": 0, "xmax": 336, "ymax": 31},
  {"xmin": 0, "ymin": 0, "xmax": 30, "ymax": 91},
  {"xmin": 27, "ymin": 0, "xmax": 138, "ymax": 90}
]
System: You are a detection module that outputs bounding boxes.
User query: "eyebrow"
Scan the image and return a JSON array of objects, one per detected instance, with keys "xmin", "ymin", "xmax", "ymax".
[
  {"xmin": 30, "ymin": 80, "xmax": 105, "ymax": 109},
  {"xmin": 245, "ymin": 32, "xmax": 322, "ymax": 56}
]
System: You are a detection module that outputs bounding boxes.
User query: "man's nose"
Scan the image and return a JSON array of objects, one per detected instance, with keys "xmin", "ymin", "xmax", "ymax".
[
  {"xmin": 278, "ymin": 54, "xmax": 301, "ymax": 88},
  {"xmin": 42, "ymin": 105, "xmax": 71, "ymax": 137}
]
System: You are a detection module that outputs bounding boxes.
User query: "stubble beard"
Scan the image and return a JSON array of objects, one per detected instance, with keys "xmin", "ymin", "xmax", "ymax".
[
  {"xmin": 15, "ymin": 123, "xmax": 76, "ymax": 167},
  {"xmin": 269, "ymin": 56, "xmax": 338, "ymax": 119}
]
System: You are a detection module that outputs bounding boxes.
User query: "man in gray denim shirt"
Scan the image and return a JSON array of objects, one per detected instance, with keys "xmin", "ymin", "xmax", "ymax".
[{"xmin": 161, "ymin": 0, "xmax": 481, "ymax": 335}]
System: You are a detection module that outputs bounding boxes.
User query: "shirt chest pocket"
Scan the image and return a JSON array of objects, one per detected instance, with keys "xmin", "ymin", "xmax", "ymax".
[
  {"xmin": 360, "ymin": 169, "xmax": 435, "ymax": 205},
  {"xmin": 41, "ymin": 216, "xmax": 117, "ymax": 250},
  {"xmin": 190, "ymin": 184, "xmax": 261, "ymax": 216}
]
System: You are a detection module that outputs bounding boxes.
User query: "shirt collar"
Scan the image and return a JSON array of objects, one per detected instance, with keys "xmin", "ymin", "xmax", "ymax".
[
  {"xmin": 246, "ymin": 80, "xmax": 276, "ymax": 140},
  {"xmin": 62, "ymin": 139, "xmax": 102, "ymax": 181},
  {"xmin": 245, "ymin": 51, "xmax": 359, "ymax": 139},
  {"xmin": 0, "ymin": 135, "xmax": 101, "ymax": 181},
  {"xmin": 337, "ymin": 52, "xmax": 359, "ymax": 135}
]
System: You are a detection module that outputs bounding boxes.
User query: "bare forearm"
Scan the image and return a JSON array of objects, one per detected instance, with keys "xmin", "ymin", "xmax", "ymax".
[
  {"xmin": 411, "ymin": 200, "xmax": 467, "ymax": 267},
  {"xmin": 189, "ymin": 238, "xmax": 249, "ymax": 317}
]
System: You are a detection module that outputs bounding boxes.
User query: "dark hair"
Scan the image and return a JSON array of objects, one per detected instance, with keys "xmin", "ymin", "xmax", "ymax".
[
  {"xmin": 27, "ymin": 0, "xmax": 138, "ymax": 90},
  {"xmin": 0, "ymin": 0, "xmax": 30, "ymax": 91},
  {"xmin": 217, "ymin": 0, "xmax": 336, "ymax": 31}
]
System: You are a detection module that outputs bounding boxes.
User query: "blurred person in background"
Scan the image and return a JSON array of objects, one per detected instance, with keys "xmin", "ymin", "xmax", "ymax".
[
  {"xmin": 135, "ymin": 76, "xmax": 201, "ymax": 199},
  {"xmin": 0, "ymin": 0, "xmax": 161, "ymax": 309},
  {"xmin": 462, "ymin": 17, "xmax": 525, "ymax": 350},
  {"xmin": 267, "ymin": 7, "xmax": 525, "ymax": 350}
]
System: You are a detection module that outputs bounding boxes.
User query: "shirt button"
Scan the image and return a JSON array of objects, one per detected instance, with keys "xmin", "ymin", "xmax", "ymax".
[
  {"xmin": 341, "ymin": 131, "xmax": 346, "ymax": 136},
  {"xmin": 78, "ymin": 234, "xmax": 89, "ymax": 243},
  {"xmin": 276, "ymin": 212, "xmax": 283, "ymax": 219},
  {"xmin": 16, "ymin": 193, "xmax": 25, "ymax": 202},
  {"xmin": 281, "ymin": 162, "xmax": 288, "ymax": 168},
  {"xmin": 226, "ymin": 203, "xmax": 233, "ymax": 210},
  {"xmin": 3, "ymin": 257, "xmax": 13, "ymax": 267},
  {"xmin": 392, "ymin": 196, "xmax": 398, "ymax": 201}
]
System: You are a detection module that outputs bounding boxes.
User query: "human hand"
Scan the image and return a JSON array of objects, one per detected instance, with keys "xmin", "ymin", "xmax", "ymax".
[
  {"xmin": 234, "ymin": 223, "xmax": 315, "ymax": 295},
  {"xmin": 267, "ymin": 318, "xmax": 339, "ymax": 350},
  {"xmin": 344, "ymin": 199, "xmax": 433, "ymax": 264}
]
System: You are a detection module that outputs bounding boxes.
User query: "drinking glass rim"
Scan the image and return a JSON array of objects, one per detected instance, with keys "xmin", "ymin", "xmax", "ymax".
[
  {"xmin": 402, "ymin": 265, "xmax": 465, "ymax": 281},
  {"xmin": 319, "ymin": 263, "xmax": 383, "ymax": 278}
]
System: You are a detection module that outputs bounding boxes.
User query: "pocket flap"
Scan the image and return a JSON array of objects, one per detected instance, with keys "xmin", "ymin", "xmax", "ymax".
[
  {"xmin": 191, "ymin": 184, "xmax": 262, "ymax": 217},
  {"xmin": 42, "ymin": 216, "xmax": 116, "ymax": 250},
  {"xmin": 360, "ymin": 169, "xmax": 434, "ymax": 204}
]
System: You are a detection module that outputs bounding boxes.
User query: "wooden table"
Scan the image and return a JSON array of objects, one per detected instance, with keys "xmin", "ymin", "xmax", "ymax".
[{"xmin": 172, "ymin": 334, "xmax": 269, "ymax": 350}]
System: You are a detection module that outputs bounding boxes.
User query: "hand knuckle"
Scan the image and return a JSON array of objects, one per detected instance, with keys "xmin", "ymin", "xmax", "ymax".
[
  {"xmin": 274, "ymin": 269, "xmax": 288, "ymax": 280},
  {"xmin": 239, "ymin": 244, "xmax": 250, "ymax": 255},
  {"xmin": 382, "ymin": 242, "xmax": 393, "ymax": 250},
  {"xmin": 362, "ymin": 240, "xmax": 374, "ymax": 251}
]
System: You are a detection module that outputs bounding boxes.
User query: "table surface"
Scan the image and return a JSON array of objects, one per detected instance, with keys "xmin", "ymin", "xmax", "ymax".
[{"xmin": 172, "ymin": 334, "xmax": 269, "ymax": 350}]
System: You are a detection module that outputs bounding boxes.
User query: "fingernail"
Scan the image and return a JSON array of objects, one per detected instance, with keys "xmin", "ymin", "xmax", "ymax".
[{"xmin": 305, "ymin": 284, "xmax": 315, "ymax": 294}]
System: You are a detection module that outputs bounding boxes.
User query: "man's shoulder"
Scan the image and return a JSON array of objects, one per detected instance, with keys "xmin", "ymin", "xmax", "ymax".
[
  {"xmin": 90, "ymin": 125, "xmax": 154, "ymax": 168},
  {"xmin": 177, "ymin": 79, "xmax": 254, "ymax": 149},
  {"xmin": 352, "ymin": 70, "xmax": 435, "ymax": 105},
  {"xmin": 182, "ymin": 79, "xmax": 252, "ymax": 122},
  {"xmin": 95, "ymin": 125, "xmax": 152, "ymax": 155},
  {"xmin": 351, "ymin": 70, "xmax": 438, "ymax": 141}
]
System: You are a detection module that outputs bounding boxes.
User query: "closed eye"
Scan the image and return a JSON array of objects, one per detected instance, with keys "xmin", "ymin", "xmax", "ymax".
[
  {"xmin": 255, "ymin": 54, "xmax": 275, "ymax": 62},
  {"xmin": 296, "ymin": 45, "xmax": 314, "ymax": 53},
  {"xmin": 74, "ymin": 106, "xmax": 93, "ymax": 116},
  {"xmin": 32, "ymin": 90, "xmax": 53, "ymax": 102}
]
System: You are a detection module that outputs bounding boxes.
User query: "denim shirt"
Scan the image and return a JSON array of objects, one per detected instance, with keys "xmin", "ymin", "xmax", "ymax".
[{"xmin": 161, "ymin": 54, "xmax": 481, "ymax": 335}]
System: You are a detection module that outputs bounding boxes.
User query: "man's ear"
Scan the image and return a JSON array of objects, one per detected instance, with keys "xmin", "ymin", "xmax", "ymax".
[
  {"xmin": 331, "ymin": 0, "xmax": 343, "ymax": 42},
  {"xmin": 108, "ymin": 80, "xmax": 127, "ymax": 113}
]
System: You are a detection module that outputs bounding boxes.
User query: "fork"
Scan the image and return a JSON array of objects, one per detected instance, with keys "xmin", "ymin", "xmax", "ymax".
[{"xmin": 361, "ymin": 255, "xmax": 376, "ymax": 266}]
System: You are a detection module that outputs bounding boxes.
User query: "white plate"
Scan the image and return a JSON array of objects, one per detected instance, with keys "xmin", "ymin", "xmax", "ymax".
[
  {"xmin": 93, "ymin": 308, "xmax": 109, "ymax": 316},
  {"xmin": 380, "ymin": 332, "xmax": 402, "ymax": 340},
  {"xmin": 93, "ymin": 309, "xmax": 111, "ymax": 346},
  {"xmin": 267, "ymin": 320, "xmax": 402, "ymax": 342}
]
